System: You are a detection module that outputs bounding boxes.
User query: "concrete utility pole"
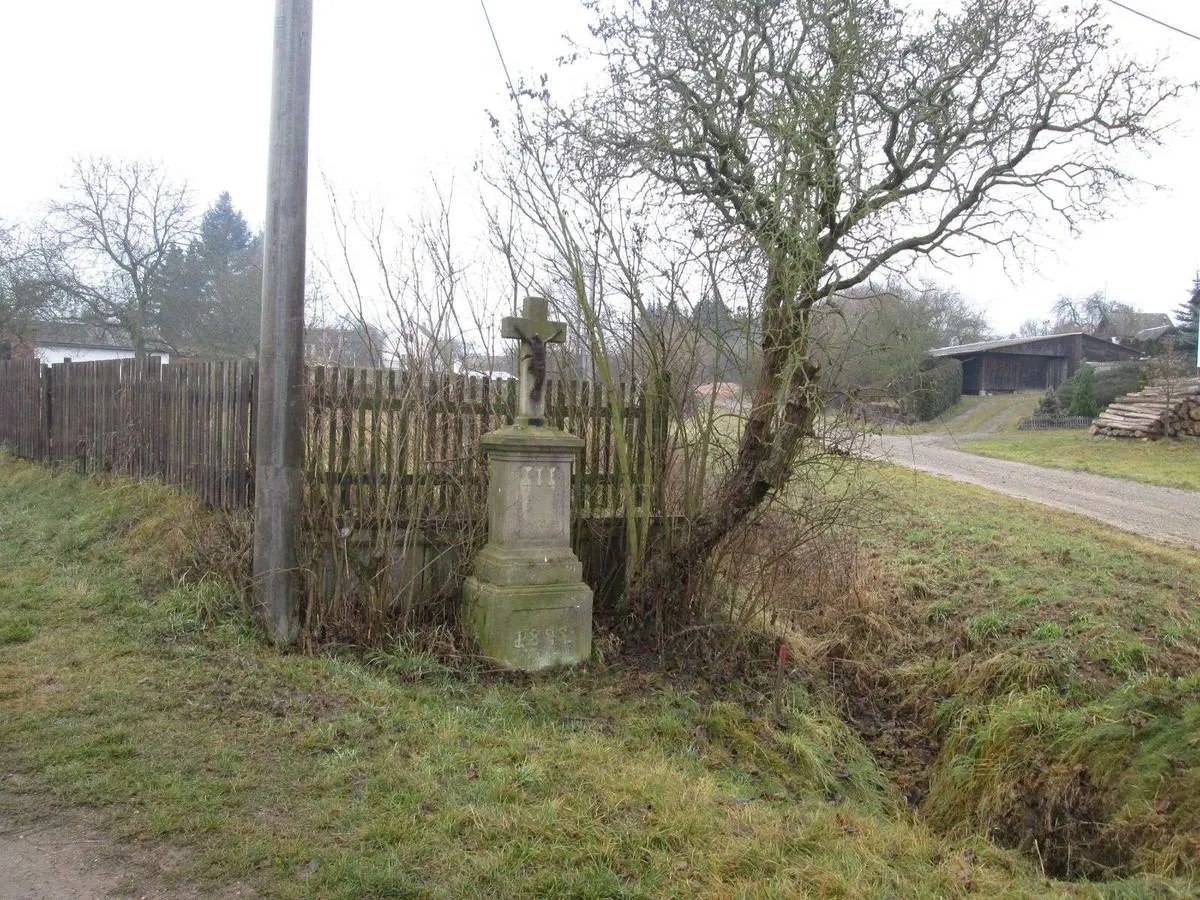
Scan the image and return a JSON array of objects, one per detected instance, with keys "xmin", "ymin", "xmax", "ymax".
[
  {"xmin": 1191, "ymin": 277, "xmax": 1200, "ymax": 378},
  {"xmin": 253, "ymin": 0, "xmax": 313, "ymax": 647}
]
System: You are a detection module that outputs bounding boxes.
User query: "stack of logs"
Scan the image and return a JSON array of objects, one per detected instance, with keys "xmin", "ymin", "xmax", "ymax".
[{"xmin": 1091, "ymin": 379, "xmax": 1200, "ymax": 439}]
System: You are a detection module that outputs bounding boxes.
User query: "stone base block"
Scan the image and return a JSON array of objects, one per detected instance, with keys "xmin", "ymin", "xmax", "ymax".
[
  {"xmin": 472, "ymin": 544, "xmax": 583, "ymax": 586},
  {"xmin": 463, "ymin": 577, "xmax": 592, "ymax": 671}
]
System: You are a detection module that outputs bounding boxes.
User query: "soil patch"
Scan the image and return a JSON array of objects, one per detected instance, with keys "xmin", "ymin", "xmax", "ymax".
[{"xmin": 0, "ymin": 772, "xmax": 256, "ymax": 900}]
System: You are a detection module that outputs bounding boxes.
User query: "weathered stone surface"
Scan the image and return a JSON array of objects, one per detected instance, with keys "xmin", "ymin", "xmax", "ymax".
[
  {"xmin": 462, "ymin": 398, "xmax": 593, "ymax": 667},
  {"xmin": 482, "ymin": 435, "xmax": 579, "ymax": 549},
  {"xmin": 463, "ymin": 578, "xmax": 592, "ymax": 670}
]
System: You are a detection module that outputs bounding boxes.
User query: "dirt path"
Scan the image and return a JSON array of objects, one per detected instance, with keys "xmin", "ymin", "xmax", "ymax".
[
  {"xmin": 0, "ymin": 775, "xmax": 255, "ymax": 900},
  {"xmin": 1, "ymin": 816, "xmax": 144, "ymax": 900},
  {"xmin": 871, "ymin": 433, "xmax": 1200, "ymax": 547}
]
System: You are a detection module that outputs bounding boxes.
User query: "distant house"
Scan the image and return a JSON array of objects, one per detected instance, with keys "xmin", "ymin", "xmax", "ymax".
[
  {"xmin": 457, "ymin": 352, "xmax": 516, "ymax": 381},
  {"xmin": 1093, "ymin": 310, "xmax": 1174, "ymax": 344},
  {"xmin": 929, "ymin": 332, "xmax": 1141, "ymax": 394},
  {"xmin": 5, "ymin": 323, "xmax": 171, "ymax": 365},
  {"xmin": 457, "ymin": 368, "xmax": 516, "ymax": 382}
]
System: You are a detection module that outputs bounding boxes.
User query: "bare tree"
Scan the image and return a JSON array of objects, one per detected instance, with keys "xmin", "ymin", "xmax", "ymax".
[
  {"xmin": 0, "ymin": 223, "xmax": 49, "ymax": 348},
  {"xmin": 1050, "ymin": 290, "xmax": 1138, "ymax": 335},
  {"xmin": 504, "ymin": 0, "xmax": 1179, "ymax": 628},
  {"xmin": 36, "ymin": 158, "xmax": 193, "ymax": 359},
  {"xmin": 815, "ymin": 279, "xmax": 988, "ymax": 396},
  {"xmin": 1018, "ymin": 317, "xmax": 1053, "ymax": 338}
]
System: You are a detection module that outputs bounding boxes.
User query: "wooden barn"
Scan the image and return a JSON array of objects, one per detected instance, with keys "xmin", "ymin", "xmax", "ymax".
[{"xmin": 929, "ymin": 332, "xmax": 1142, "ymax": 395}]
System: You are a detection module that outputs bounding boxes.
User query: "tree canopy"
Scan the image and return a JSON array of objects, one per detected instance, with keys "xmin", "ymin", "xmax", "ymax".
[
  {"xmin": 35, "ymin": 158, "xmax": 193, "ymax": 359},
  {"xmin": 158, "ymin": 192, "xmax": 263, "ymax": 358},
  {"xmin": 1170, "ymin": 275, "xmax": 1199, "ymax": 359},
  {"xmin": 0, "ymin": 223, "xmax": 48, "ymax": 350},
  {"xmin": 817, "ymin": 281, "xmax": 988, "ymax": 394},
  {"xmin": 516, "ymin": 0, "xmax": 1180, "ymax": 628}
]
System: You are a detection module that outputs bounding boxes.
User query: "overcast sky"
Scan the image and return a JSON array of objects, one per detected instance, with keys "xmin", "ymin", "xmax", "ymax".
[{"xmin": 1, "ymin": 0, "xmax": 1197, "ymax": 335}]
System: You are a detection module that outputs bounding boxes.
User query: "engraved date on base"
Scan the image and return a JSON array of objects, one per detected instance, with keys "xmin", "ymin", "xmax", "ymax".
[{"xmin": 513, "ymin": 624, "xmax": 576, "ymax": 655}]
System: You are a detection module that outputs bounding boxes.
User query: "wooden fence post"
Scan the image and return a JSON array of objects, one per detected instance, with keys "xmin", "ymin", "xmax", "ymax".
[{"xmin": 40, "ymin": 364, "xmax": 52, "ymax": 463}]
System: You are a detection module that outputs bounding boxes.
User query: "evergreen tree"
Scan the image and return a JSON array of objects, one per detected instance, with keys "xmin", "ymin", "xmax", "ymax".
[
  {"xmin": 1172, "ymin": 275, "xmax": 1199, "ymax": 360},
  {"xmin": 691, "ymin": 294, "xmax": 746, "ymax": 383},
  {"xmin": 159, "ymin": 193, "xmax": 262, "ymax": 357},
  {"xmin": 197, "ymin": 192, "xmax": 255, "ymax": 263},
  {"xmin": 1068, "ymin": 365, "xmax": 1101, "ymax": 418}
]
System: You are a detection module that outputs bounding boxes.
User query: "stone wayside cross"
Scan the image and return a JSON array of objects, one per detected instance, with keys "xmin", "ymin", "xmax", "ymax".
[
  {"xmin": 501, "ymin": 296, "xmax": 567, "ymax": 425},
  {"xmin": 462, "ymin": 297, "xmax": 593, "ymax": 670}
]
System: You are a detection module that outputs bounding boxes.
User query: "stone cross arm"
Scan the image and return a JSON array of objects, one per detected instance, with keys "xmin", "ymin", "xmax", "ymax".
[
  {"xmin": 502, "ymin": 297, "xmax": 568, "ymax": 422},
  {"xmin": 501, "ymin": 296, "xmax": 567, "ymax": 346}
]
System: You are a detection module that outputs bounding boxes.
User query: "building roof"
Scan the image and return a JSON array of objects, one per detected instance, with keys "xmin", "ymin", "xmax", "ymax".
[
  {"xmin": 1095, "ymin": 310, "xmax": 1172, "ymax": 340},
  {"xmin": 24, "ymin": 322, "xmax": 172, "ymax": 354},
  {"xmin": 929, "ymin": 333, "xmax": 1078, "ymax": 357},
  {"xmin": 929, "ymin": 331, "xmax": 1141, "ymax": 359},
  {"xmin": 1131, "ymin": 324, "xmax": 1176, "ymax": 343}
]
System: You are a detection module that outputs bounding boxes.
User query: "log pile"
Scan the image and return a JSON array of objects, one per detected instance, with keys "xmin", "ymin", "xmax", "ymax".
[{"xmin": 1090, "ymin": 379, "xmax": 1200, "ymax": 439}]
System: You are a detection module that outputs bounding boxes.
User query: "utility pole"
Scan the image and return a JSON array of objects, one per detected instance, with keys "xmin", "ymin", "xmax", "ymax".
[
  {"xmin": 1191, "ymin": 276, "xmax": 1200, "ymax": 378},
  {"xmin": 253, "ymin": 0, "xmax": 313, "ymax": 647}
]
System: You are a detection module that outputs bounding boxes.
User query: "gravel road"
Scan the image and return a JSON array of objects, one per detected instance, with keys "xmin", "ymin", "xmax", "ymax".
[{"xmin": 871, "ymin": 433, "xmax": 1200, "ymax": 548}]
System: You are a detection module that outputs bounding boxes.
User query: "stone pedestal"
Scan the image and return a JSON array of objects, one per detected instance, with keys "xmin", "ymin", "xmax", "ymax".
[{"xmin": 463, "ymin": 425, "xmax": 593, "ymax": 670}]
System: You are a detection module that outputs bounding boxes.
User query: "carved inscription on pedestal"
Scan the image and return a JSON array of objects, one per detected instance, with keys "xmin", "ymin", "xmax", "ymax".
[
  {"xmin": 513, "ymin": 623, "xmax": 576, "ymax": 655},
  {"xmin": 507, "ymin": 459, "xmax": 569, "ymax": 543},
  {"xmin": 509, "ymin": 607, "xmax": 580, "ymax": 667},
  {"xmin": 517, "ymin": 463, "xmax": 558, "ymax": 514}
]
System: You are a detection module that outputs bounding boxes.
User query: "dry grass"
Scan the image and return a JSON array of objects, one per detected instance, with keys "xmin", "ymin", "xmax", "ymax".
[
  {"xmin": 779, "ymin": 462, "xmax": 1200, "ymax": 880},
  {"xmin": 3, "ymin": 454, "xmax": 1118, "ymax": 898}
]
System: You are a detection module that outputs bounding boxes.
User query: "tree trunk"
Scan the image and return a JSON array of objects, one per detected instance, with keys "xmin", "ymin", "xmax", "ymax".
[
  {"xmin": 128, "ymin": 314, "xmax": 147, "ymax": 361},
  {"xmin": 625, "ymin": 257, "xmax": 820, "ymax": 641}
]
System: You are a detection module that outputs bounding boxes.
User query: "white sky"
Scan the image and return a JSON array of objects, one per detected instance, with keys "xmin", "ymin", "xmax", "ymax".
[{"xmin": 1, "ymin": 0, "xmax": 1197, "ymax": 335}]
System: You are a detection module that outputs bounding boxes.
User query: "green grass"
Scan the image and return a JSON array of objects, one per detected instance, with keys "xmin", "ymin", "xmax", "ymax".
[
  {"xmin": 861, "ymin": 465, "xmax": 1200, "ymax": 688},
  {"xmin": 958, "ymin": 430, "xmax": 1200, "ymax": 490},
  {"xmin": 0, "ymin": 456, "xmax": 1106, "ymax": 899},
  {"xmin": 3, "ymin": 454, "xmax": 1197, "ymax": 895},
  {"xmin": 924, "ymin": 674, "xmax": 1200, "ymax": 877},
  {"xmin": 843, "ymin": 465, "xmax": 1200, "ymax": 880},
  {"xmin": 897, "ymin": 392, "xmax": 1040, "ymax": 436}
]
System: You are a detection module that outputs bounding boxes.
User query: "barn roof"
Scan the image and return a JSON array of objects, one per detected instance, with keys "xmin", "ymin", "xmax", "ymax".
[{"xmin": 929, "ymin": 332, "xmax": 1141, "ymax": 359}]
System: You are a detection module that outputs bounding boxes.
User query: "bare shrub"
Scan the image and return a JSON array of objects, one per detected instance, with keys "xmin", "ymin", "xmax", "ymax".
[{"xmin": 299, "ymin": 369, "xmax": 491, "ymax": 648}]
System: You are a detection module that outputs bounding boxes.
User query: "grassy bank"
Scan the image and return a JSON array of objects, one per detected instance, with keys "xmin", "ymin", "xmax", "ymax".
[
  {"xmin": 0, "ymin": 457, "xmax": 1078, "ymax": 898},
  {"xmin": 894, "ymin": 392, "xmax": 1039, "ymax": 437},
  {"xmin": 1, "ymin": 456, "xmax": 1196, "ymax": 895},
  {"xmin": 832, "ymin": 466, "xmax": 1200, "ymax": 879},
  {"xmin": 959, "ymin": 430, "xmax": 1200, "ymax": 490}
]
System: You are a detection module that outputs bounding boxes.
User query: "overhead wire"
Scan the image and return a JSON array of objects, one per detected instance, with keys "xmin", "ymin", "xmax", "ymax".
[{"xmin": 1102, "ymin": 0, "xmax": 1200, "ymax": 42}]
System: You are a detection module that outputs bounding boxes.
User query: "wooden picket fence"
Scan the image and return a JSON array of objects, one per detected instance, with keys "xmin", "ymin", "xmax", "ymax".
[
  {"xmin": 0, "ymin": 357, "xmax": 255, "ymax": 508},
  {"xmin": 0, "ymin": 358, "xmax": 46, "ymax": 460},
  {"xmin": 306, "ymin": 366, "xmax": 669, "ymax": 523},
  {"xmin": 0, "ymin": 358, "xmax": 668, "ymax": 519}
]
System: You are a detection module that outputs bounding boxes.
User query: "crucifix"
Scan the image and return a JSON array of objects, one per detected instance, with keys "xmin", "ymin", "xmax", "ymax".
[
  {"xmin": 501, "ymin": 296, "xmax": 567, "ymax": 425},
  {"xmin": 466, "ymin": 295, "xmax": 591, "ymax": 670}
]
